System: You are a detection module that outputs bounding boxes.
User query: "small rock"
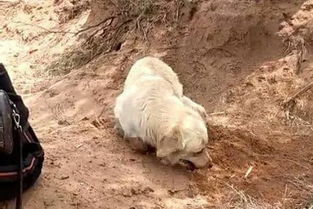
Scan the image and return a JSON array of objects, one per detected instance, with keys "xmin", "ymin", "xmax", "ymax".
[
  {"xmin": 99, "ymin": 162, "xmax": 106, "ymax": 167},
  {"xmin": 29, "ymin": 49, "xmax": 38, "ymax": 54},
  {"xmin": 58, "ymin": 120, "xmax": 70, "ymax": 125},
  {"xmin": 76, "ymin": 144, "xmax": 83, "ymax": 149},
  {"xmin": 143, "ymin": 187, "xmax": 154, "ymax": 194},
  {"xmin": 168, "ymin": 189, "xmax": 178, "ymax": 195},
  {"xmin": 60, "ymin": 175, "xmax": 69, "ymax": 180},
  {"xmin": 122, "ymin": 190, "xmax": 132, "ymax": 197},
  {"xmin": 131, "ymin": 188, "xmax": 138, "ymax": 195},
  {"xmin": 81, "ymin": 116, "xmax": 89, "ymax": 121}
]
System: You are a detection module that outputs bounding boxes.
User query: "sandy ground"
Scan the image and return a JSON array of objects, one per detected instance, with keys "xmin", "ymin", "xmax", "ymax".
[{"xmin": 0, "ymin": 0, "xmax": 313, "ymax": 208}]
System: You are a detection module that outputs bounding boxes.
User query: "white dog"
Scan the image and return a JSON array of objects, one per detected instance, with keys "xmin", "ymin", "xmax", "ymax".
[
  {"xmin": 123, "ymin": 57, "xmax": 208, "ymax": 120},
  {"xmin": 114, "ymin": 56, "xmax": 212, "ymax": 168}
]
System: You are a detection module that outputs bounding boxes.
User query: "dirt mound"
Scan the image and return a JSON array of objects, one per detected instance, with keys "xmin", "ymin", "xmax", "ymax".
[{"xmin": 163, "ymin": 0, "xmax": 308, "ymax": 113}]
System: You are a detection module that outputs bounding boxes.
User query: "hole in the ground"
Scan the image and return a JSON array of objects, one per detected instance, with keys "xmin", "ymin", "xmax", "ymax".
[{"xmin": 113, "ymin": 42, "xmax": 122, "ymax": 51}]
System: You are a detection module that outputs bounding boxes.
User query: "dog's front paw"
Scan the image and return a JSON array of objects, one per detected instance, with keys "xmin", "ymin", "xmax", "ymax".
[
  {"xmin": 129, "ymin": 137, "xmax": 150, "ymax": 153},
  {"xmin": 160, "ymin": 158, "xmax": 171, "ymax": 166},
  {"xmin": 114, "ymin": 119, "xmax": 125, "ymax": 138}
]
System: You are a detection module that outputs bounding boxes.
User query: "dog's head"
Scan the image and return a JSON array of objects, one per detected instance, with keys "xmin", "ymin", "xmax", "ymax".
[{"xmin": 156, "ymin": 111, "xmax": 212, "ymax": 169}]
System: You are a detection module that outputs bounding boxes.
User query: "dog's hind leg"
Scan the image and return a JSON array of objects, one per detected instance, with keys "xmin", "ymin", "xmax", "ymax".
[{"xmin": 182, "ymin": 96, "xmax": 208, "ymax": 120}]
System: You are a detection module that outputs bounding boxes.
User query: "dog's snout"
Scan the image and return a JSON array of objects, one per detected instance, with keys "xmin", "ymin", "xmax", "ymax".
[
  {"xmin": 186, "ymin": 149, "xmax": 214, "ymax": 169},
  {"xmin": 200, "ymin": 159, "xmax": 213, "ymax": 169}
]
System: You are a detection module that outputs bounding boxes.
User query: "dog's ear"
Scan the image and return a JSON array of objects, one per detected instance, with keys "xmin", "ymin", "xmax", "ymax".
[{"xmin": 156, "ymin": 126, "xmax": 185, "ymax": 158}]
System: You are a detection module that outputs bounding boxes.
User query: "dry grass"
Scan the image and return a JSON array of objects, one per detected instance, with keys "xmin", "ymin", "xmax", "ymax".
[
  {"xmin": 45, "ymin": 49, "xmax": 89, "ymax": 76},
  {"xmin": 288, "ymin": 175, "xmax": 313, "ymax": 209},
  {"xmin": 220, "ymin": 182, "xmax": 313, "ymax": 209},
  {"xmin": 45, "ymin": 0, "xmax": 183, "ymax": 75},
  {"xmin": 221, "ymin": 184, "xmax": 283, "ymax": 209}
]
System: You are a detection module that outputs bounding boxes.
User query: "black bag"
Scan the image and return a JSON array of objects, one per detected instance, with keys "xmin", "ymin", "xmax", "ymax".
[
  {"xmin": 0, "ymin": 90, "xmax": 14, "ymax": 155},
  {"xmin": 0, "ymin": 64, "xmax": 44, "ymax": 209}
]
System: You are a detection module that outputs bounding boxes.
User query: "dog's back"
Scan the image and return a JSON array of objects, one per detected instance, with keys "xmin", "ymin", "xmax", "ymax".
[
  {"xmin": 115, "ymin": 73, "xmax": 182, "ymax": 144},
  {"xmin": 124, "ymin": 56, "xmax": 183, "ymax": 97}
]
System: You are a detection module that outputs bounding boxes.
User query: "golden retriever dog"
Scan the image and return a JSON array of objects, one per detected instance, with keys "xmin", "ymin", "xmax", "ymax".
[
  {"xmin": 123, "ymin": 57, "xmax": 208, "ymax": 120},
  {"xmin": 114, "ymin": 56, "xmax": 212, "ymax": 168}
]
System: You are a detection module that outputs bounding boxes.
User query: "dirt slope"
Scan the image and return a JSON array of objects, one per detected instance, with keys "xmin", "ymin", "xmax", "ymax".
[{"xmin": 0, "ymin": 0, "xmax": 313, "ymax": 209}]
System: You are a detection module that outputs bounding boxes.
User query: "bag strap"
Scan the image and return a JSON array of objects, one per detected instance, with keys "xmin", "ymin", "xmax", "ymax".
[{"xmin": 11, "ymin": 103, "xmax": 23, "ymax": 209}]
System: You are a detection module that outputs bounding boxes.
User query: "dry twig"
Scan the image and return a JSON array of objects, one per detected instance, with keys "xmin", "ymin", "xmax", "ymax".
[
  {"xmin": 0, "ymin": 0, "xmax": 22, "ymax": 7},
  {"xmin": 244, "ymin": 166, "xmax": 254, "ymax": 179},
  {"xmin": 12, "ymin": 21, "xmax": 75, "ymax": 34},
  {"xmin": 75, "ymin": 15, "xmax": 118, "ymax": 35},
  {"xmin": 283, "ymin": 81, "xmax": 313, "ymax": 108},
  {"xmin": 13, "ymin": 16, "xmax": 118, "ymax": 35}
]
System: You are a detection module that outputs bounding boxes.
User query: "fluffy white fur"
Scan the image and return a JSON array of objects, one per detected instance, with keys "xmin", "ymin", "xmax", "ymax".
[
  {"xmin": 124, "ymin": 57, "xmax": 208, "ymax": 120},
  {"xmin": 114, "ymin": 56, "xmax": 212, "ymax": 168}
]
